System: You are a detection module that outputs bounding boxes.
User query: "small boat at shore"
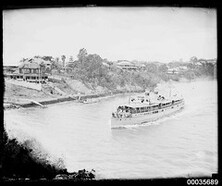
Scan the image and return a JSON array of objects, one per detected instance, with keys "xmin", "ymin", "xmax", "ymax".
[
  {"xmin": 79, "ymin": 98, "xmax": 100, "ymax": 104},
  {"xmin": 111, "ymin": 86, "xmax": 184, "ymax": 128}
]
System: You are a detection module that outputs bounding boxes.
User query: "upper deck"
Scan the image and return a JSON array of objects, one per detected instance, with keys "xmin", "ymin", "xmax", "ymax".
[
  {"xmin": 116, "ymin": 97, "xmax": 184, "ymax": 114},
  {"xmin": 122, "ymin": 98, "xmax": 181, "ymax": 108}
]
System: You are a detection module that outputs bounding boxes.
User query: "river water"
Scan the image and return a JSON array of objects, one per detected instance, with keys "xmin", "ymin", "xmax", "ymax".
[{"xmin": 4, "ymin": 80, "xmax": 218, "ymax": 179}]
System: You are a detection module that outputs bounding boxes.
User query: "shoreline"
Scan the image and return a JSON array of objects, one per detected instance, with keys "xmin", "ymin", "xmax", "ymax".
[
  {"xmin": 4, "ymin": 89, "xmax": 144, "ymax": 110},
  {"xmin": 4, "ymin": 77, "xmax": 216, "ymax": 110}
]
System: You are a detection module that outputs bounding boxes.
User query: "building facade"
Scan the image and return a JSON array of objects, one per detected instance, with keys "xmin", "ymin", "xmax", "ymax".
[
  {"xmin": 4, "ymin": 58, "xmax": 49, "ymax": 83},
  {"xmin": 116, "ymin": 60, "xmax": 137, "ymax": 71}
]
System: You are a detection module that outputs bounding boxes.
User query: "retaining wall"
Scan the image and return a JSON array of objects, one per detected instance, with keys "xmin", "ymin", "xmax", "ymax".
[{"xmin": 6, "ymin": 79, "xmax": 42, "ymax": 91}]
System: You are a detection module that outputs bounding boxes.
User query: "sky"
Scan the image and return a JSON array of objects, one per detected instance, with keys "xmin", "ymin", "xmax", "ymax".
[{"xmin": 3, "ymin": 7, "xmax": 217, "ymax": 65}]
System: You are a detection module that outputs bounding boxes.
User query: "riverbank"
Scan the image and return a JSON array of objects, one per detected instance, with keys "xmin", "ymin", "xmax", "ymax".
[
  {"xmin": 4, "ymin": 91, "xmax": 143, "ymax": 109},
  {"xmin": 4, "ymin": 76, "xmax": 215, "ymax": 110},
  {"xmin": 4, "ymin": 81, "xmax": 144, "ymax": 110}
]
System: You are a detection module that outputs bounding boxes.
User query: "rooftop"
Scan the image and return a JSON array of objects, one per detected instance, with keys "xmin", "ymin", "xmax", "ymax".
[
  {"xmin": 19, "ymin": 62, "xmax": 40, "ymax": 69},
  {"xmin": 116, "ymin": 61, "xmax": 135, "ymax": 66},
  {"xmin": 18, "ymin": 57, "xmax": 52, "ymax": 68}
]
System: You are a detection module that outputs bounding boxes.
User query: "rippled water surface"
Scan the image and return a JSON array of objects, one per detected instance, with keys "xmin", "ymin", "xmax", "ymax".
[{"xmin": 4, "ymin": 80, "xmax": 218, "ymax": 179}]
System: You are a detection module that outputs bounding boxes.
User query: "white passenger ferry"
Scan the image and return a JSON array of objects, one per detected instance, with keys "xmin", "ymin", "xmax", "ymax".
[{"xmin": 111, "ymin": 87, "xmax": 184, "ymax": 128}]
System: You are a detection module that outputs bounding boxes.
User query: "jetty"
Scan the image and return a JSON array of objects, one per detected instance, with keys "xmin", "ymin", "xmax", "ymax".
[{"xmin": 29, "ymin": 99, "xmax": 46, "ymax": 108}]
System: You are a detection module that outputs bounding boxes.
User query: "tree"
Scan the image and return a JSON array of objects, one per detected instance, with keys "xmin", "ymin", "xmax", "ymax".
[
  {"xmin": 145, "ymin": 63, "xmax": 158, "ymax": 73},
  {"xmin": 190, "ymin": 56, "xmax": 198, "ymax": 63},
  {"xmin": 51, "ymin": 58, "xmax": 62, "ymax": 73},
  {"xmin": 69, "ymin": 56, "xmax": 74, "ymax": 62},
  {"xmin": 55, "ymin": 57, "xmax": 59, "ymax": 63},
  {"xmin": 61, "ymin": 55, "xmax": 66, "ymax": 67},
  {"xmin": 82, "ymin": 54, "xmax": 104, "ymax": 79},
  {"xmin": 42, "ymin": 56, "xmax": 53, "ymax": 61},
  {"xmin": 158, "ymin": 64, "xmax": 168, "ymax": 73},
  {"xmin": 184, "ymin": 71, "xmax": 195, "ymax": 80},
  {"xmin": 77, "ymin": 48, "xmax": 88, "ymax": 63}
]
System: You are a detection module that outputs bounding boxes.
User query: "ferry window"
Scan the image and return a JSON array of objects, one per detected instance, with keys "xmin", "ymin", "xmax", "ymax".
[{"xmin": 136, "ymin": 108, "xmax": 140, "ymax": 113}]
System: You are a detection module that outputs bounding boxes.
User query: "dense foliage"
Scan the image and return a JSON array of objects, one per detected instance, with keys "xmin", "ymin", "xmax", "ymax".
[
  {"xmin": 0, "ymin": 130, "xmax": 66, "ymax": 180},
  {"xmin": 0, "ymin": 130, "xmax": 95, "ymax": 181},
  {"xmin": 33, "ymin": 51, "xmax": 216, "ymax": 91}
]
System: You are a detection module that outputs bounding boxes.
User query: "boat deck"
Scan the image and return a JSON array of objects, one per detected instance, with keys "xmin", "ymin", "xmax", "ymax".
[{"xmin": 122, "ymin": 99, "xmax": 174, "ymax": 108}]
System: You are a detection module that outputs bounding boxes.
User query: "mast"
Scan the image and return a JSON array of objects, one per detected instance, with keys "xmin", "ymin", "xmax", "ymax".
[
  {"xmin": 169, "ymin": 79, "xmax": 172, "ymax": 98},
  {"xmin": 39, "ymin": 65, "xmax": 40, "ymax": 84},
  {"xmin": 169, "ymin": 85, "xmax": 171, "ymax": 97}
]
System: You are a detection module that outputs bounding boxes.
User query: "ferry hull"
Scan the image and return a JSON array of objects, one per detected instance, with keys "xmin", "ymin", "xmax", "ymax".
[{"xmin": 111, "ymin": 103, "xmax": 184, "ymax": 128}]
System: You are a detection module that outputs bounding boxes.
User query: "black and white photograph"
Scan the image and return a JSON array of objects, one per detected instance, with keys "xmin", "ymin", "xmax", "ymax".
[{"xmin": 2, "ymin": 6, "xmax": 218, "ymax": 182}]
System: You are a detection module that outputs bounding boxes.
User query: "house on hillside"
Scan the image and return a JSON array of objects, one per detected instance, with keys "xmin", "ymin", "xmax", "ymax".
[
  {"xmin": 194, "ymin": 58, "xmax": 217, "ymax": 66},
  {"xmin": 167, "ymin": 68, "xmax": 179, "ymax": 74},
  {"xmin": 135, "ymin": 63, "xmax": 146, "ymax": 71},
  {"xmin": 31, "ymin": 57, "xmax": 52, "ymax": 72},
  {"xmin": 5, "ymin": 58, "xmax": 49, "ymax": 83},
  {"xmin": 102, "ymin": 62, "xmax": 110, "ymax": 68},
  {"xmin": 115, "ymin": 60, "xmax": 137, "ymax": 71},
  {"xmin": 206, "ymin": 58, "xmax": 217, "ymax": 64},
  {"xmin": 178, "ymin": 66, "xmax": 188, "ymax": 71}
]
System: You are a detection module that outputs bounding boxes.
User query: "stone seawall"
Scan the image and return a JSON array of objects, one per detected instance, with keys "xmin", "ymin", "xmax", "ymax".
[{"xmin": 8, "ymin": 89, "xmax": 144, "ymax": 109}]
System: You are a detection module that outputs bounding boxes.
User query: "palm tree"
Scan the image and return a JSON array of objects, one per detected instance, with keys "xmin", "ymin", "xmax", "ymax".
[
  {"xmin": 39, "ymin": 62, "xmax": 45, "ymax": 83},
  {"xmin": 61, "ymin": 55, "xmax": 66, "ymax": 67}
]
